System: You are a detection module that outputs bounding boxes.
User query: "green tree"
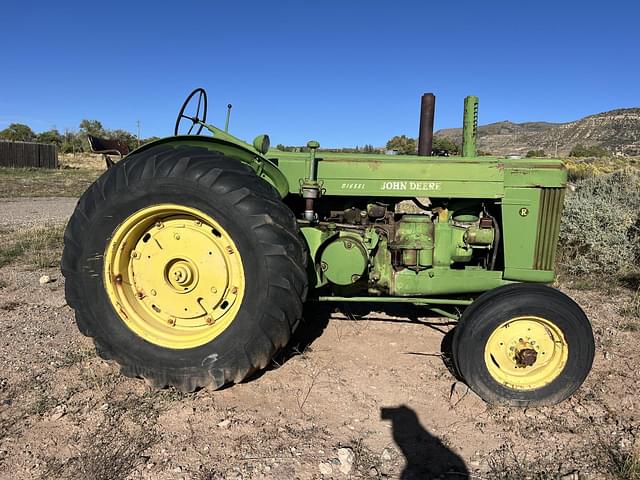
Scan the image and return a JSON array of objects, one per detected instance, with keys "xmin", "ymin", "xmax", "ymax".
[
  {"xmin": 142, "ymin": 136, "xmax": 161, "ymax": 145},
  {"xmin": 60, "ymin": 129, "xmax": 82, "ymax": 154},
  {"xmin": 386, "ymin": 135, "xmax": 416, "ymax": 155},
  {"xmin": 37, "ymin": 129, "xmax": 63, "ymax": 146},
  {"xmin": 569, "ymin": 144, "xmax": 608, "ymax": 158},
  {"xmin": 0, "ymin": 123, "xmax": 36, "ymax": 142},
  {"xmin": 78, "ymin": 119, "xmax": 107, "ymax": 152},
  {"xmin": 362, "ymin": 144, "xmax": 377, "ymax": 153},
  {"xmin": 432, "ymin": 137, "xmax": 460, "ymax": 155},
  {"xmin": 525, "ymin": 149, "xmax": 545, "ymax": 158},
  {"xmin": 79, "ymin": 119, "xmax": 105, "ymax": 137},
  {"xmin": 274, "ymin": 144, "xmax": 297, "ymax": 152},
  {"xmin": 108, "ymin": 129, "xmax": 138, "ymax": 150}
]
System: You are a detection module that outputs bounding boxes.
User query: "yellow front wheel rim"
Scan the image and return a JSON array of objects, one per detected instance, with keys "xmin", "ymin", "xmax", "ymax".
[
  {"xmin": 484, "ymin": 316, "xmax": 568, "ymax": 390},
  {"xmin": 104, "ymin": 203, "xmax": 245, "ymax": 349}
]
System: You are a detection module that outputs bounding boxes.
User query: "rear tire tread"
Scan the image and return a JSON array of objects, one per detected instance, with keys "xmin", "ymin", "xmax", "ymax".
[{"xmin": 62, "ymin": 146, "xmax": 307, "ymax": 392}]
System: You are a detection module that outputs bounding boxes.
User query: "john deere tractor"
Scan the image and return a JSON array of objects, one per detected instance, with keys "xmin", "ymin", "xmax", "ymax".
[{"xmin": 62, "ymin": 88, "xmax": 594, "ymax": 405}]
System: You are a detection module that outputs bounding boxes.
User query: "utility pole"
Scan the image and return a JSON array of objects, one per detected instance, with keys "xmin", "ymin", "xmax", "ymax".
[{"xmin": 136, "ymin": 120, "xmax": 141, "ymax": 147}]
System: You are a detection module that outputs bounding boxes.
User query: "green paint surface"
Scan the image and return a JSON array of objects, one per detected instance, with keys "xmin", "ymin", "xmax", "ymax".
[{"xmin": 129, "ymin": 100, "xmax": 568, "ymax": 303}]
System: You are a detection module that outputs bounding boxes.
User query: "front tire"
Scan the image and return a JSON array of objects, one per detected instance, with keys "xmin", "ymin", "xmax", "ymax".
[
  {"xmin": 61, "ymin": 144, "xmax": 307, "ymax": 391},
  {"xmin": 453, "ymin": 284, "xmax": 594, "ymax": 406}
]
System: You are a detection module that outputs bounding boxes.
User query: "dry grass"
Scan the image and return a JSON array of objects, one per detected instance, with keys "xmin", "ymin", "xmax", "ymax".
[
  {"xmin": 619, "ymin": 320, "xmax": 640, "ymax": 333},
  {"xmin": 487, "ymin": 440, "xmax": 640, "ymax": 480},
  {"xmin": 40, "ymin": 424, "xmax": 158, "ymax": 480},
  {"xmin": 565, "ymin": 157, "xmax": 640, "ymax": 182},
  {"xmin": 604, "ymin": 448, "xmax": 640, "ymax": 480},
  {"xmin": 0, "ymin": 226, "xmax": 65, "ymax": 268},
  {"xmin": 0, "ymin": 167, "xmax": 101, "ymax": 198},
  {"xmin": 348, "ymin": 437, "xmax": 384, "ymax": 477},
  {"xmin": 487, "ymin": 443, "xmax": 567, "ymax": 479},
  {"xmin": 58, "ymin": 153, "xmax": 107, "ymax": 170},
  {"xmin": 619, "ymin": 289, "xmax": 640, "ymax": 332}
]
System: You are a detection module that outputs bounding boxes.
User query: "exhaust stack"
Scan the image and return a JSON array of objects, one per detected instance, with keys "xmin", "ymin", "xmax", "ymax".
[{"xmin": 418, "ymin": 93, "xmax": 435, "ymax": 156}]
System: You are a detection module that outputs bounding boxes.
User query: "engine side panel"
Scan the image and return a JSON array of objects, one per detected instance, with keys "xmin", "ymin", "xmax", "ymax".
[{"xmin": 271, "ymin": 152, "xmax": 566, "ymax": 198}]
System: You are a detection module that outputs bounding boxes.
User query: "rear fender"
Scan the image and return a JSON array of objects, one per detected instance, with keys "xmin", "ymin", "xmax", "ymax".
[{"xmin": 127, "ymin": 136, "xmax": 290, "ymax": 197}]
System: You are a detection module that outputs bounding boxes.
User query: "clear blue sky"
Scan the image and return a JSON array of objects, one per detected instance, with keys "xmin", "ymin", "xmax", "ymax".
[{"xmin": 1, "ymin": 0, "xmax": 638, "ymax": 147}]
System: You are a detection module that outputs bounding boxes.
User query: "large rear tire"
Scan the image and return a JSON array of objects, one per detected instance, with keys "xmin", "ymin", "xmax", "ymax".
[
  {"xmin": 453, "ymin": 284, "xmax": 594, "ymax": 406},
  {"xmin": 61, "ymin": 144, "xmax": 307, "ymax": 391}
]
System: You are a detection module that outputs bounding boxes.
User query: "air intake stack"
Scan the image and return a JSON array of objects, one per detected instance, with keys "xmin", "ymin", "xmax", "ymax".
[{"xmin": 462, "ymin": 95, "xmax": 479, "ymax": 158}]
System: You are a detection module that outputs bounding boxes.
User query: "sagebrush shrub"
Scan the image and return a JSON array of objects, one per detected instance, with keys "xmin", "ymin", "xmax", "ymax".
[{"xmin": 559, "ymin": 170, "xmax": 640, "ymax": 275}]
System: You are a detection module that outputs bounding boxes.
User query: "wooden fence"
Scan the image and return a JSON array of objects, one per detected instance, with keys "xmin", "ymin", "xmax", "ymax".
[{"xmin": 0, "ymin": 140, "xmax": 58, "ymax": 168}]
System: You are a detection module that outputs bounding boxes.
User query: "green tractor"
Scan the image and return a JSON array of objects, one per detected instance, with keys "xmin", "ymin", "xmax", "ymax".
[{"xmin": 62, "ymin": 88, "xmax": 594, "ymax": 405}]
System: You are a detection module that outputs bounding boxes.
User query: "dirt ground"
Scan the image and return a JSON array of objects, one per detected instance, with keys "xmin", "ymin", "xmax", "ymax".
[{"xmin": 0, "ymin": 198, "xmax": 638, "ymax": 480}]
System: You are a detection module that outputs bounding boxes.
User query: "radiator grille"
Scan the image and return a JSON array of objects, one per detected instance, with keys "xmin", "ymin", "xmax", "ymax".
[{"xmin": 533, "ymin": 188, "xmax": 565, "ymax": 270}]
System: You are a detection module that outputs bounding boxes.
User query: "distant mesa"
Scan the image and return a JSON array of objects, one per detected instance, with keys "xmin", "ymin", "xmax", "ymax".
[{"xmin": 435, "ymin": 107, "xmax": 640, "ymax": 156}]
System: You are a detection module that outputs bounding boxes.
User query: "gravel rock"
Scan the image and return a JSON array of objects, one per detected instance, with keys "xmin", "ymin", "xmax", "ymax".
[
  {"xmin": 217, "ymin": 419, "xmax": 231, "ymax": 429},
  {"xmin": 337, "ymin": 447, "xmax": 354, "ymax": 474},
  {"xmin": 381, "ymin": 448, "xmax": 392, "ymax": 462},
  {"xmin": 560, "ymin": 472, "xmax": 580, "ymax": 480},
  {"xmin": 49, "ymin": 405, "xmax": 66, "ymax": 421}
]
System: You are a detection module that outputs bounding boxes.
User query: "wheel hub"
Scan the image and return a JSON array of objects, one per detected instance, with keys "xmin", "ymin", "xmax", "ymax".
[
  {"xmin": 515, "ymin": 347, "xmax": 538, "ymax": 367},
  {"xmin": 166, "ymin": 259, "xmax": 198, "ymax": 291},
  {"xmin": 104, "ymin": 204, "xmax": 245, "ymax": 349},
  {"xmin": 484, "ymin": 316, "xmax": 568, "ymax": 390}
]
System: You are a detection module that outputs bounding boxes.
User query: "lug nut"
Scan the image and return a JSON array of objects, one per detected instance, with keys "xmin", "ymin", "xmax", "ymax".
[
  {"xmin": 211, "ymin": 287, "xmax": 217, "ymax": 294},
  {"xmin": 174, "ymin": 234, "xmax": 181, "ymax": 240},
  {"xmin": 167, "ymin": 318, "xmax": 176, "ymax": 326},
  {"xmin": 151, "ymin": 289, "xmax": 157, "ymax": 296},
  {"xmin": 231, "ymin": 287, "xmax": 238, "ymax": 294},
  {"xmin": 206, "ymin": 317, "xmax": 214, "ymax": 325},
  {"xmin": 114, "ymin": 274, "xmax": 123, "ymax": 284}
]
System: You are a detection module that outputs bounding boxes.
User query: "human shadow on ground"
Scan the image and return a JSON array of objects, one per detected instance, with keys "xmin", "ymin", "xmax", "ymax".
[{"xmin": 381, "ymin": 405, "xmax": 469, "ymax": 479}]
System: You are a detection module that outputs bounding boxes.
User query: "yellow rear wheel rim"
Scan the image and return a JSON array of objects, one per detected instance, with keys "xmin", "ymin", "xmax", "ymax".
[
  {"xmin": 484, "ymin": 316, "xmax": 568, "ymax": 390},
  {"xmin": 104, "ymin": 204, "xmax": 245, "ymax": 349}
]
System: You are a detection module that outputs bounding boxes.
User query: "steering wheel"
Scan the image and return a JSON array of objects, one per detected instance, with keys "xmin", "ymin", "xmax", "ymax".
[{"xmin": 174, "ymin": 88, "xmax": 208, "ymax": 136}]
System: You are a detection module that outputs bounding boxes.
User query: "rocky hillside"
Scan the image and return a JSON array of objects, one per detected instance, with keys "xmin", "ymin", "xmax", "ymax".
[{"xmin": 435, "ymin": 108, "xmax": 640, "ymax": 156}]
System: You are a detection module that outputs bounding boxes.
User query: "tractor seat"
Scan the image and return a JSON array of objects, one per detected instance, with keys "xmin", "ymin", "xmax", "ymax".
[{"xmin": 87, "ymin": 135, "xmax": 130, "ymax": 157}]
